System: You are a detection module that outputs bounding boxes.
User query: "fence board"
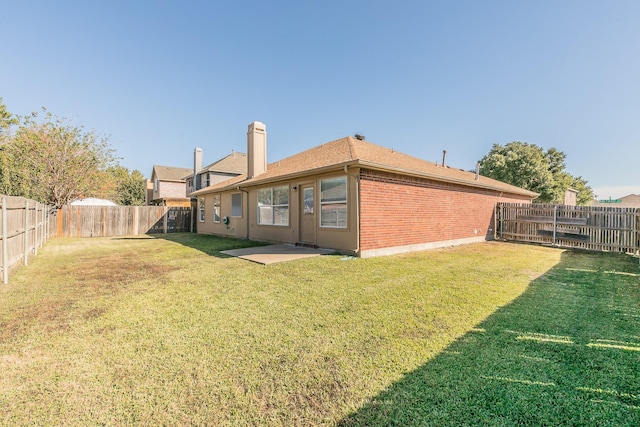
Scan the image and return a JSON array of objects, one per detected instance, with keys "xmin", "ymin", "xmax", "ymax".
[
  {"xmin": 496, "ymin": 203, "xmax": 640, "ymax": 254},
  {"xmin": 0, "ymin": 195, "xmax": 53, "ymax": 284},
  {"xmin": 56, "ymin": 205, "xmax": 193, "ymax": 237}
]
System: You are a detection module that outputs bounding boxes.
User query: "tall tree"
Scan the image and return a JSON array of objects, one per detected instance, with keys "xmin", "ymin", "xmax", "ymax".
[
  {"xmin": 2, "ymin": 108, "xmax": 116, "ymax": 207},
  {"xmin": 0, "ymin": 97, "xmax": 18, "ymax": 132},
  {"xmin": 104, "ymin": 166, "xmax": 146, "ymax": 205},
  {"xmin": 478, "ymin": 141, "xmax": 594, "ymax": 204}
]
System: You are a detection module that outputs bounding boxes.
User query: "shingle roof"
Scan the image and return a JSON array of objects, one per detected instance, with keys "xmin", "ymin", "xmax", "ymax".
[
  {"xmin": 153, "ymin": 165, "xmax": 193, "ymax": 182},
  {"xmin": 201, "ymin": 152, "xmax": 247, "ymax": 174},
  {"xmin": 192, "ymin": 136, "xmax": 538, "ymax": 198}
]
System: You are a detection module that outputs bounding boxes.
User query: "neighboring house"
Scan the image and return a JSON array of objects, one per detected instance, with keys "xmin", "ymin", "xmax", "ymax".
[
  {"xmin": 592, "ymin": 194, "xmax": 640, "ymax": 208},
  {"xmin": 186, "ymin": 149, "xmax": 248, "ymax": 195},
  {"xmin": 148, "ymin": 165, "xmax": 194, "ymax": 207},
  {"xmin": 563, "ymin": 188, "xmax": 578, "ymax": 206},
  {"xmin": 191, "ymin": 121, "xmax": 538, "ymax": 257}
]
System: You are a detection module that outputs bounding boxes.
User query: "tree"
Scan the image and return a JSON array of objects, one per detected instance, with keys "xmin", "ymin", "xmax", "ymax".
[
  {"xmin": 1, "ymin": 108, "xmax": 117, "ymax": 208},
  {"xmin": 104, "ymin": 166, "xmax": 146, "ymax": 205},
  {"xmin": 478, "ymin": 141, "xmax": 594, "ymax": 204},
  {"xmin": 0, "ymin": 97, "xmax": 18, "ymax": 132}
]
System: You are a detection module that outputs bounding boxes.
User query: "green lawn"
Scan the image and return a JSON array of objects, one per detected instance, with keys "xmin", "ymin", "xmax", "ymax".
[{"xmin": 0, "ymin": 234, "xmax": 638, "ymax": 426}]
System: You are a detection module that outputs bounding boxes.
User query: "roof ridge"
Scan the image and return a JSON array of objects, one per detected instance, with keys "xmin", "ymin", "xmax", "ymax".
[{"xmin": 347, "ymin": 136, "xmax": 358, "ymax": 160}]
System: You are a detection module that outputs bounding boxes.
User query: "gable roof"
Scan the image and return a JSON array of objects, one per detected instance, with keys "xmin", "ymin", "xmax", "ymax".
[
  {"xmin": 200, "ymin": 151, "xmax": 248, "ymax": 175},
  {"xmin": 152, "ymin": 165, "xmax": 193, "ymax": 182},
  {"xmin": 620, "ymin": 194, "xmax": 640, "ymax": 206},
  {"xmin": 191, "ymin": 136, "xmax": 538, "ymax": 198}
]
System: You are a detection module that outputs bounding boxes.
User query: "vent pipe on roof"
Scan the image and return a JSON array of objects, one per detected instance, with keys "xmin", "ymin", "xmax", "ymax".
[
  {"xmin": 247, "ymin": 121, "xmax": 267, "ymax": 179},
  {"xmin": 442, "ymin": 150, "xmax": 447, "ymax": 168},
  {"xmin": 475, "ymin": 162, "xmax": 480, "ymax": 181}
]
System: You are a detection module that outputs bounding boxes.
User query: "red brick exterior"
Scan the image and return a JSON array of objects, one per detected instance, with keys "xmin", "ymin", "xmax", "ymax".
[{"xmin": 359, "ymin": 169, "xmax": 531, "ymax": 251}]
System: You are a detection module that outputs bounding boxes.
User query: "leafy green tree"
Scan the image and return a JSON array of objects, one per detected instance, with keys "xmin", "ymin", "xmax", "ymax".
[
  {"xmin": 478, "ymin": 141, "xmax": 594, "ymax": 204},
  {"xmin": 2, "ymin": 108, "xmax": 117, "ymax": 208},
  {"xmin": 104, "ymin": 166, "xmax": 146, "ymax": 205},
  {"xmin": 0, "ymin": 97, "xmax": 19, "ymax": 193},
  {"xmin": 0, "ymin": 97, "xmax": 18, "ymax": 132}
]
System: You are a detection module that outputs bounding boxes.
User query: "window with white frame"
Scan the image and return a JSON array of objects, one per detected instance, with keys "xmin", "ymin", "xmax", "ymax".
[
  {"xmin": 213, "ymin": 194, "xmax": 220, "ymax": 223},
  {"xmin": 320, "ymin": 176, "xmax": 347, "ymax": 228},
  {"xmin": 199, "ymin": 197, "xmax": 205, "ymax": 222},
  {"xmin": 231, "ymin": 193, "xmax": 242, "ymax": 217},
  {"xmin": 257, "ymin": 185, "xmax": 289, "ymax": 226}
]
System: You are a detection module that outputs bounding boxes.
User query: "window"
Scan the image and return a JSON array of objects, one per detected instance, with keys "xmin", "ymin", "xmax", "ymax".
[
  {"xmin": 154, "ymin": 177, "xmax": 159, "ymax": 193},
  {"xmin": 213, "ymin": 194, "xmax": 220, "ymax": 223},
  {"xmin": 231, "ymin": 193, "xmax": 242, "ymax": 217},
  {"xmin": 199, "ymin": 197, "xmax": 205, "ymax": 222},
  {"xmin": 303, "ymin": 187, "xmax": 314, "ymax": 214},
  {"xmin": 257, "ymin": 185, "xmax": 289, "ymax": 226},
  {"xmin": 320, "ymin": 176, "xmax": 347, "ymax": 228}
]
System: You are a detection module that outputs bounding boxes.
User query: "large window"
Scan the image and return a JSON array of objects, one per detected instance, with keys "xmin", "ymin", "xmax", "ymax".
[
  {"xmin": 213, "ymin": 194, "xmax": 220, "ymax": 223},
  {"xmin": 199, "ymin": 197, "xmax": 205, "ymax": 222},
  {"xmin": 231, "ymin": 193, "xmax": 242, "ymax": 217},
  {"xmin": 257, "ymin": 185, "xmax": 289, "ymax": 226},
  {"xmin": 320, "ymin": 176, "xmax": 347, "ymax": 228}
]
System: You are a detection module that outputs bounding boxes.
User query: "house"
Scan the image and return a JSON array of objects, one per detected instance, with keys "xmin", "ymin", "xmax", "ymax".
[
  {"xmin": 148, "ymin": 165, "xmax": 194, "ymax": 207},
  {"xmin": 186, "ymin": 149, "xmax": 247, "ymax": 195},
  {"xmin": 592, "ymin": 194, "xmax": 640, "ymax": 208},
  {"xmin": 191, "ymin": 122, "xmax": 538, "ymax": 257}
]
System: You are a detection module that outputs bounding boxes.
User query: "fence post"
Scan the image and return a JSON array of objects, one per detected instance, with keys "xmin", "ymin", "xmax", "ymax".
[
  {"xmin": 42, "ymin": 204, "xmax": 46, "ymax": 246},
  {"xmin": 2, "ymin": 196, "xmax": 7, "ymax": 284},
  {"xmin": 34, "ymin": 204, "xmax": 39, "ymax": 256},
  {"xmin": 552, "ymin": 205, "xmax": 558, "ymax": 246},
  {"xmin": 24, "ymin": 200, "xmax": 29, "ymax": 266},
  {"xmin": 163, "ymin": 206, "xmax": 168, "ymax": 234}
]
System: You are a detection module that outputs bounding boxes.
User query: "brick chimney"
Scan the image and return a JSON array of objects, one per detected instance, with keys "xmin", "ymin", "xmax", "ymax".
[{"xmin": 247, "ymin": 121, "xmax": 266, "ymax": 178}]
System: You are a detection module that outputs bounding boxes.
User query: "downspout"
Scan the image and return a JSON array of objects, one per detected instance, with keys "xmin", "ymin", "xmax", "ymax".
[
  {"xmin": 238, "ymin": 186, "xmax": 250, "ymax": 240},
  {"xmin": 344, "ymin": 165, "xmax": 360, "ymax": 255}
]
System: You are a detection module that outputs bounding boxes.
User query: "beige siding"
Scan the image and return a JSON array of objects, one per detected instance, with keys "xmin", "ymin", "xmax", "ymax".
[
  {"xmin": 196, "ymin": 192, "xmax": 248, "ymax": 239},
  {"xmin": 196, "ymin": 171, "xmax": 359, "ymax": 254},
  {"xmin": 159, "ymin": 181, "xmax": 188, "ymax": 199}
]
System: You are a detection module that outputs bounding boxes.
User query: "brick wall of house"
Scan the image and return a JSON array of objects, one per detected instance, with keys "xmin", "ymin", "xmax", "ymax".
[{"xmin": 359, "ymin": 169, "xmax": 531, "ymax": 251}]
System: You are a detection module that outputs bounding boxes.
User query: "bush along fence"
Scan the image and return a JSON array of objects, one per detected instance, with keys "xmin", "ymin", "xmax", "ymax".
[
  {"xmin": 0, "ymin": 195, "xmax": 54, "ymax": 284},
  {"xmin": 56, "ymin": 205, "xmax": 194, "ymax": 238},
  {"xmin": 495, "ymin": 203, "xmax": 640, "ymax": 254}
]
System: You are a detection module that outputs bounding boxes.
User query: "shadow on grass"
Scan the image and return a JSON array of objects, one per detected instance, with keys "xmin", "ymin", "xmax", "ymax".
[
  {"xmin": 145, "ymin": 232, "xmax": 269, "ymax": 259},
  {"xmin": 338, "ymin": 250, "xmax": 640, "ymax": 426}
]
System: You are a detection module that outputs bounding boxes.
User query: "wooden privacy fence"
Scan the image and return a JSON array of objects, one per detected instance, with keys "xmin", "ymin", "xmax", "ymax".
[
  {"xmin": 496, "ymin": 203, "xmax": 640, "ymax": 254},
  {"xmin": 0, "ymin": 195, "xmax": 53, "ymax": 284},
  {"xmin": 57, "ymin": 205, "xmax": 193, "ymax": 238}
]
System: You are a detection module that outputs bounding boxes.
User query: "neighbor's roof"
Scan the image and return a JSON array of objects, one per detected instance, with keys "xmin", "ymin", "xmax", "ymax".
[
  {"xmin": 192, "ymin": 136, "xmax": 538, "ymax": 198},
  {"xmin": 620, "ymin": 194, "xmax": 640, "ymax": 206},
  {"xmin": 70, "ymin": 198, "xmax": 118, "ymax": 206},
  {"xmin": 592, "ymin": 194, "xmax": 640, "ymax": 208},
  {"xmin": 201, "ymin": 151, "xmax": 248, "ymax": 175},
  {"xmin": 152, "ymin": 165, "xmax": 193, "ymax": 182}
]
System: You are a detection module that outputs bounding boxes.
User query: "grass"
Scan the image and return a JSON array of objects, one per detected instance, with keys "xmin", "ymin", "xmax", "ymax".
[{"xmin": 0, "ymin": 234, "xmax": 637, "ymax": 425}]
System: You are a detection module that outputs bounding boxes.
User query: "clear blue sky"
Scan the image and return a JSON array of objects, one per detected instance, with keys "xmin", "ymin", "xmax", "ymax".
[{"xmin": 2, "ymin": 0, "xmax": 639, "ymax": 199}]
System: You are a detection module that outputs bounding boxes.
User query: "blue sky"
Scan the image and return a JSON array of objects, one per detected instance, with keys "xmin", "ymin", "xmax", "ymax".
[{"xmin": 2, "ymin": 1, "xmax": 639, "ymax": 199}]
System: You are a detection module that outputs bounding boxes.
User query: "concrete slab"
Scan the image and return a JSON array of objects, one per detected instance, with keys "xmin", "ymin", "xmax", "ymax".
[{"xmin": 221, "ymin": 244, "xmax": 335, "ymax": 265}]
